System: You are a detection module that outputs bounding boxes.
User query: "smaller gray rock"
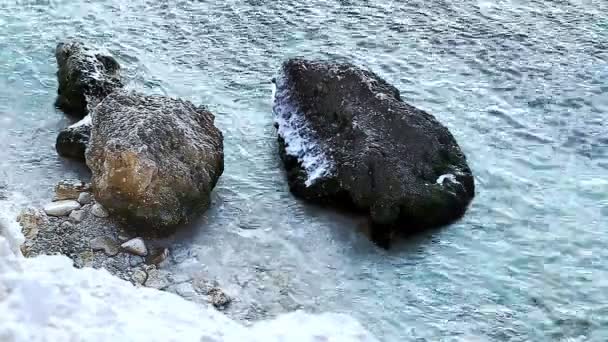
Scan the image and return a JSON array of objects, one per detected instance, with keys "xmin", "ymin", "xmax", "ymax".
[
  {"xmin": 90, "ymin": 236, "xmax": 120, "ymax": 256},
  {"xmin": 68, "ymin": 209, "xmax": 86, "ymax": 223},
  {"xmin": 91, "ymin": 203, "xmax": 109, "ymax": 218},
  {"xmin": 60, "ymin": 221, "xmax": 74, "ymax": 230},
  {"xmin": 121, "ymin": 237, "xmax": 147, "ymax": 256},
  {"xmin": 132, "ymin": 269, "xmax": 148, "ymax": 285},
  {"xmin": 77, "ymin": 192, "xmax": 93, "ymax": 205},
  {"xmin": 44, "ymin": 200, "xmax": 81, "ymax": 217},
  {"xmin": 129, "ymin": 255, "xmax": 145, "ymax": 267}
]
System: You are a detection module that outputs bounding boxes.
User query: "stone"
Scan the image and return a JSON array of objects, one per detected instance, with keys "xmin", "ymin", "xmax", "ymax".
[
  {"xmin": 209, "ymin": 287, "xmax": 232, "ymax": 309},
  {"xmin": 86, "ymin": 90, "xmax": 224, "ymax": 232},
  {"xmin": 273, "ymin": 59, "xmax": 475, "ymax": 244},
  {"xmin": 68, "ymin": 209, "xmax": 86, "ymax": 223},
  {"xmin": 54, "ymin": 179, "xmax": 90, "ymax": 201},
  {"xmin": 44, "ymin": 200, "xmax": 81, "ymax": 217},
  {"xmin": 77, "ymin": 192, "xmax": 93, "ymax": 205},
  {"xmin": 60, "ymin": 221, "xmax": 74, "ymax": 230},
  {"xmin": 131, "ymin": 269, "xmax": 147, "ymax": 285},
  {"xmin": 91, "ymin": 203, "xmax": 109, "ymax": 218},
  {"xmin": 17, "ymin": 208, "xmax": 47, "ymax": 240},
  {"xmin": 129, "ymin": 255, "xmax": 145, "ymax": 267},
  {"xmin": 56, "ymin": 116, "xmax": 91, "ymax": 161},
  {"xmin": 144, "ymin": 268, "xmax": 171, "ymax": 290},
  {"xmin": 55, "ymin": 41, "xmax": 123, "ymax": 118},
  {"xmin": 146, "ymin": 248, "xmax": 169, "ymax": 266},
  {"xmin": 90, "ymin": 236, "xmax": 120, "ymax": 256},
  {"xmin": 121, "ymin": 238, "xmax": 147, "ymax": 257}
]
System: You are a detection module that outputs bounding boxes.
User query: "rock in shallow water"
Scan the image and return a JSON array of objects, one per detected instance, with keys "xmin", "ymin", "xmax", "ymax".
[
  {"xmin": 44, "ymin": 200, "xmax": 81, "ymax": 217},
  {"xmin": 56, "ymin": 115, "xmax": 91, "ymax": 161},
  {"xmin": 273, "ymin": 59, "xmax": 475, "ymax": 241},
  {"xmin": 86, "ymin": 90, "xmax": 224, "ymax": 232},
  {"xmin": 55, "ymin": 41, "xmax": 123, "ymax": 117}
]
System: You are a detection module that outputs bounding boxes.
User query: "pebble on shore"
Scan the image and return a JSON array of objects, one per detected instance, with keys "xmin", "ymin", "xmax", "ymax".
[
  {"xmin": 44, "ymin": 200, "xmax": 81, "ymax": 217},
  {"xmin": 121, "ymin": 238, "xmax": 148, "ymax": 257}
]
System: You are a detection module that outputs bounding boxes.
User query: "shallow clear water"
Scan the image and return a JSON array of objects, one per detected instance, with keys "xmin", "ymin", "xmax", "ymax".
[{"xmin": 1, "ymin": 1, "xmax": 607, "ymax": 340}]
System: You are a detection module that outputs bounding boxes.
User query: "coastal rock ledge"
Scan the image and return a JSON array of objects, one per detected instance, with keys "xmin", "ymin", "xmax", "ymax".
[
  {"xmin": 86, "ymin": 90, "xmax": 224, "ymax": 232},
  {"xmin": 273, "ymin": 59, "xmax": 475, "ymax": 243}
]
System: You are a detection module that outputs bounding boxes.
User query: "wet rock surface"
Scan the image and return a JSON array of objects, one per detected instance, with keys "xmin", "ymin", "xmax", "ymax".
[
  {"xmin": 55, "ymin": 41, "xmax": 123, "ymax": 117},
  {"xmin": 56, "ymin": 115, "xmax": 91, "ymax": 161},
  {"xmin": 273, "ymin": 59, "xmax": 475, "ymax": 243},
  {"xmin": 86, "ymin": 90, "xmax": 224, "ymax": 233}
]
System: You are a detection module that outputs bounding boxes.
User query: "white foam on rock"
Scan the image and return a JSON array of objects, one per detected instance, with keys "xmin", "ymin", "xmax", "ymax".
[
  {"xmin": 0, "ymin": 204, "xmax": 378, "ymax": 342},
  {"xmin": 272, "ymin": 78, "xmax": 334, "ymax": 186},
  {"xmin": 69, "ymin": 114, "xmax": 92, "ymax": 129},
  {"xmin": 436, "ymin": 174, "xmax": 459, "ymax": 185}
]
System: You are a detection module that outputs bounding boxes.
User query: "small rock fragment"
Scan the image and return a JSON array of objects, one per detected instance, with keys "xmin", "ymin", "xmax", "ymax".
[
  {"xmin": 129, "ymin": 255, "xmax": 145, "ymax": 267},
  {"xmin": 77, "ymin": 192, "xmax": 93, "ymax": 205},
  {"xmin": 90, "ymin": 236, "xmax": 120, "ymax": 256},
  {"xmin": 147, "ymin": 248, "xmax": 170, "ymax": 266},
  {"xmin": 60, "ymin": 221, "xmax": 74, "ymax": 230},
  {"xmin": 209, "ymin": 287, "xmax": 232, "ymax": 309},
  {"xmin": 54, "ymin": 179, "xmax": 90, "ymax": 201},
  {"xmin": 91, "ymin": 203, "xmax": 109, "ymax": 218},
  {"xmin": 68, "ymin": 209, "xmax": 86, "ymax": 223},
  {"xmin": 132, "ymin": 269, "xmax": 148, "ymax": 285},
  {"xmin": 121, "ymin": 237, "xmax": 147, "ymax": 256},
  {"xmin": 44, "ymin": 200, "xmax": 81, "ymax": 217}
]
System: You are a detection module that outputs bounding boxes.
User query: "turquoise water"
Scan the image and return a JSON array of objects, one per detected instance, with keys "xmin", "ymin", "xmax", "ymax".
[{"xmin": 1, "ymin": 1, "xmax": 607, "ymax": 340}]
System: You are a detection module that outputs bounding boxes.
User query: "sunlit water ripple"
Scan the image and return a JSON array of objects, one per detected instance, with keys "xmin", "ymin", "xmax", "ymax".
[{"xmin": 1, "ymin": 1, "xmax": 607, "ymax": 340}]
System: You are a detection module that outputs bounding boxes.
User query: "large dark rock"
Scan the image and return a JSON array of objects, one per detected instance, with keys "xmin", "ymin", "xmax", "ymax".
[
  {"xmin": 86, "ymin": 90, "xmax": 224, "ymax": 232},
  {"xmin": 273, "ymin": 59, "xmax": 475, "ymax": 243},
  {"xmin": 55, "ymin": 41, "xmax": 123, "ymax": 118},
  {"xmin": 56, "ymin": 115, "xmax": 91, "ymax": 161}
]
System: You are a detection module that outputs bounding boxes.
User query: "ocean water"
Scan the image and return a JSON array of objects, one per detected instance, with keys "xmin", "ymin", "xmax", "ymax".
[{"xmin": 1, "ymin": 1, "xmax": 607, "ymax": 340}]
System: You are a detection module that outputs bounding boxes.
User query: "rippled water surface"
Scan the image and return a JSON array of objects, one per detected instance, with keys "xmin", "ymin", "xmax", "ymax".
[{"xmin": 1, "ymin": 1, "xmax": 607, "ymax": 340}]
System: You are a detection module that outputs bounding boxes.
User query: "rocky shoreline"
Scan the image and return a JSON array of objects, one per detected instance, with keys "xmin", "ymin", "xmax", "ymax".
[
  {"xmin": 13, "ymin": 40, "xmax": 475, "ymax": 325},
  {"xmin": 18, "ymin": 179, "xmax": 232, "ymax": 310}
]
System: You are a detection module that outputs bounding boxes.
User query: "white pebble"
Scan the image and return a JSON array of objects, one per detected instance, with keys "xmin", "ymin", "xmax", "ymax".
[
  {"xmin": 121, "ymin": 238, "xmax": 148, "ymax": 256},
  {"xmin": 44, "ymin": 200, "xmax": 81, "ymax": 217}
]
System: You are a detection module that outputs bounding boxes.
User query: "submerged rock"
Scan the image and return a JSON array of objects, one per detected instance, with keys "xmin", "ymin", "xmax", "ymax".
[
  {"xmin": 273, "ymin": 59, "xmax": 475, "ymax": 241},
  {"xmin": 44, "ymin": 200, "xmax": 81, "ymax": 217},
  {"xmin": 55, "ymin": 42, "xmax": 123, "ymax": 117},
  {"xmin": 86, "ymin": 90, "xmax": 224, "ymax": 232},
  {"xmin": 56, "ymin": 115, "xmax": 91, "ymax": 160}
]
